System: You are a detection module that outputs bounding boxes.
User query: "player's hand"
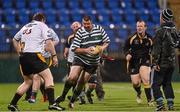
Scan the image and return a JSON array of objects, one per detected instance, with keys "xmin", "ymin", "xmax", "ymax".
[
  {"xmin": 153, "ymin": 65, "xmax": 160, "ymax": 71},
  {"xmin": 52, "ymin": 55, "xmax": 58, "ymax": 67},
  {"xmin": 126, "ymin": 54, "xmax": 132, "ymax": 61},
  {"xmin": 84, "ymin": 47, "xmax": 93, "ymax": 55},
  {"xmin": 89, "ymin": 46, "xmax": 102, "ymax": 55}
]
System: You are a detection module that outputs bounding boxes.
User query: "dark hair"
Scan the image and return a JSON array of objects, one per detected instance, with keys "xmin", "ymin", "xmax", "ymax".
[
  {"xmin": 32, "ymin": 12, "xmax": 46, "ymax": 21},
  {"xmin": 137, "ymin": 20, "xmax": 146, "ymax": 27},
  {"xmin": 82, "ymin": 15, "xmax": 92, "ymax": 21}
]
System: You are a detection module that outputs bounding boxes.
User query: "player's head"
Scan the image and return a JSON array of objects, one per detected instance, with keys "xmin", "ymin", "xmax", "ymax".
[
  {"xmin": 160, "ymin": 8, "xmax": 173, "ymax": 24},
  {"xmin": 32, "ymin": 12, "xmax": 46, "ymax": 23},
  {"xmin": 71, "ymin": 21, "xmax": 81, "ymax": 32},
  {"xmin": 82, "ymin": 15, "xmax": 93, "ymax": 32},
  {"xmin": 136, "ymin": 20, "xmax": 147, "ymax": 35}
]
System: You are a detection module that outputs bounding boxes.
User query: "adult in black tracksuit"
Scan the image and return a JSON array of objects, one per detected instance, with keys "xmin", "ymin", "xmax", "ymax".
[{"xmin": 152, "ymin": 9, "xmax": 179, "ymax": 111}]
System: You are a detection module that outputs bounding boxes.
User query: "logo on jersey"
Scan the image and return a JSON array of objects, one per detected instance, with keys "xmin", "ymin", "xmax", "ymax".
[{"xmin": 47, "ymin": 30, "xmax": 52, "ymax": 37}]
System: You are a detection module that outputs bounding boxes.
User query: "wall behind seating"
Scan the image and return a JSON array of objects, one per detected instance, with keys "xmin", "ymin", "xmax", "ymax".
[{"xmin": 0, "ymin": 58, "xmax": 179, "ymax": 83}]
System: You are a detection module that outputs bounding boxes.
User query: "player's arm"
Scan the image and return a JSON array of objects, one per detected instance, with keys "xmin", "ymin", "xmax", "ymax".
[
  {"xmin": 51, "ymin": 29, "xmax": 59, "ymax": 46},
  {"xmin": 46, "ymin": 39, "xmax": 58, "ymax": 66},
  {"xmin": 42, "ymin": 24, "xmax": 58, "ymax": 66},
  {"xmin": 152, "ymin": 30, "xmax": 163, "ymax": 71},
  {"xmin": 123, "ymin": 37, "xmax": 132, "ymax": 61},
  {"xmin": 12, "ymin": 38, "xmax": 21, "ymax": 55},
  {"xmin": 71, "ymin": 31, "xmax": 92, "ymax": 54},
  {"xmin": 63, "ymin": 37, "xmax": 70, "ymax": 59},
  {"xmin": 98, "ymin": 26, "xmax": 110, "ymax": 53},
  {"xmin": 13, "ymin": 29, "xmax": 23, "ymax": 55}
]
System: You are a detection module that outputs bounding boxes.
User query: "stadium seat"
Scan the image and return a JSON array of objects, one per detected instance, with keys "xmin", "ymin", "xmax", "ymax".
[
  {"xmin": 2, "ymin": 0, "xmax": 13, "ymax": 8},
  {"xmin": 4, "ymin": 9, "xmax": 16, "ymax": 23},
  {"xmin": 119, "ymin": 29, "xmax": 128, "ymax": 39},
  {"xmin": 42, "ymin": 0, "xmax": 53, "ymax": 9},
  {"xmin": 15, "ymin": 0, "xmax": 26, "ymax": 9},
  {"xmin": 82, "ymin": 0, "xmax": 93, "ymax": 10},
  {"xmin": 18, "ymin": 9, "xmax": 30, "ymax": 25},
  {"xmin": 29, "ymin": 0, "xmax": 40, "ymax": 9},
  {"xmin": 0, "ymin": 30, "xmax": 6, "ymax": 38},
  {"xmin": 108, "ymin": 0, "xmax": 119, "ymax": 9},
  {"xmin": 44, "ymin": 9, "xmax": 57, "ymax": 24},
  {"xmin": 56, "ymin": 1, "xmax": 66, "ymax": 9}
]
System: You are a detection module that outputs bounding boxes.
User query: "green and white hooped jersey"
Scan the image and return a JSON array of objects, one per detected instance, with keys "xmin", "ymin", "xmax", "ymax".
[{"xmin": 71, "ymin": 24, "xmax": 110, "ymax": 65}]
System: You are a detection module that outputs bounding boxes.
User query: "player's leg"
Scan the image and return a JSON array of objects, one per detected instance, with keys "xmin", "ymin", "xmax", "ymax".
[
  {"xmin": 28, "ymin": 74, "xmax": 41, "ymax": 103},
  {"xmin": 162, "ymin": 67, "xmax": 175, "ymax": 110},
  {"xmin": 139, "ymin": 65, "xmax": 153, "ymax": 105},
  {"xmin": 39, "ymin": 78, "xmax": 47, "ymax": 102},
  {"xmin": 95, "ymin": 64, "xmax": 105, "ymax": 101},
  {"xmin": 152, "ymin": 69, "xmax": 166, "ymax": 111},
  {"xmin": 86, "ymin": 74, "xmax": 97, "ymax": 104},
  {"xmin": 8, "ymin": 74, "xmax": 33, "ymax": 111},
  {"xmin": 24, "ymin": 85, "xmax": 32, "ymax": 101},
  {"xmin": 55, "ymin": 65, "xmax": 82, "ymax": 104},
  {"xmin": 130, "ymin": 74, "xmax": 142, "ymax": 104},
  {"xmin": 39, "ymin": 68, "xmax": 65, "ymax": 111},
  {"xmin": 69, "ymin": 71, "xmax": 91, "ymax": 108}
]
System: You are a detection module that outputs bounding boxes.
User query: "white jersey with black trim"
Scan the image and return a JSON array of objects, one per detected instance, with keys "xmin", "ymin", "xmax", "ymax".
[{"xmin": 14, "ymin": 20, "xmax": 52, "ymax": 53}]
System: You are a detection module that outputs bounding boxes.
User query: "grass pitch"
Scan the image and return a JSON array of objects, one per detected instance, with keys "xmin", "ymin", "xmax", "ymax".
[{"xmin": 0, "ymin": 82, "xmax": 180, "ymax": 111}]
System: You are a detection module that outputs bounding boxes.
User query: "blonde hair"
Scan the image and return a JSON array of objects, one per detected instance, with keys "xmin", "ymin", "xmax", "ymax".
[{"xmin": 71, "ymin": 21, "xmax": 81, "ymax": 31}]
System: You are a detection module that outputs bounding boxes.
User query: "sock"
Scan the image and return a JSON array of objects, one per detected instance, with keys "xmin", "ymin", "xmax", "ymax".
[
  {"xmin": 10, "ymin": 93, "xmax": 22, "ymax": 105},
  {"xmin": 167, "ymin": 98, "xmax": 174, "ymax": 107},
  {"xmin": 40, "ymin": 83, "xmax": 46, "ymax": 95},
  {"xmin": 156, "ymin": 97, "xmax": 164, "ymax": 107},
  {"xmin": 86, "ymin": 88, "xmax": 94, "ymax": 96},
  {"xmin": 31, "ymin": 91, "xmax": 37, "ymax": 100},
  {"xmin": 144, "ymin": 84, "xmax": 152, "ymax": 102},
  {"xmin": 25, "ymin": 86, "xmax": 32, "ymax": 100},
  {"xmin": 61, "ymin": 80, "xmax": 74, "ymax": 97},
  {"xmin": 45, "ymin": 88, "xmax": 55, "ymax": 105},
  {"xmin": 70, "ymin": 83, "xmax": 84, "ymax": 103},
  {"xmin": 133, "ymin": 85, "xmax": 141, "ymax": 95}
]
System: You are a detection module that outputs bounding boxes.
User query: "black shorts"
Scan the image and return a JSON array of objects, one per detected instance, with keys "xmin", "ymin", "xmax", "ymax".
[
  {"xmin": 19, "ymin": 53, "xmax": 48, "ymax": 76},
  {"xmin": 88, "ymin": 74, "xmax": 97, "ymax": 84},
  {"xmin": 129, "ymin": 57, "xmax": 151, "ymax": 74},
  {"xmin": 72, "ymin": 57, "xmax": 98, "ymax": 75}
]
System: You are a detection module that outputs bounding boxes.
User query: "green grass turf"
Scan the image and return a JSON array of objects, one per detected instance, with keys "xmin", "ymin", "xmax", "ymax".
[{"xmin": 0, "ymin": 82, "xmax": 180, "ymax": 111}]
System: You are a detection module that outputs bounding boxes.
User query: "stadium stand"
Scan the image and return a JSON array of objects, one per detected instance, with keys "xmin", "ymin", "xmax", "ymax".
[{"xmin": 0, "ymin": 0, "xmax": 160, "ymax": 52}]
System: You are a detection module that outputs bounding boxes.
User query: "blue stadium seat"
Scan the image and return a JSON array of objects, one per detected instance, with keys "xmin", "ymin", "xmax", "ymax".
[
  {"xmin": 42, "ymin": 0, "xmax": 53, "ymax": 9},
  {"xmin": 44, "ymin": 9, "xmax": 57, "ymax": 24},
  {"xmin": 95, "ymin": 1, "xmax": 105, "ymax": 9},
  {"xmin": 29, "ymin": 0, "xmax": 39, "ymax": 9},
  {"xmin": 119, "ymin": 29, "xmax": 128, "ymax": 39},
  {"xmin": 148, "ymin": 0, "xmax": 158, "ymax": 9},
  {"xmin": 108, "ymin": 0, "xmax": 119, "ymax": 9},
  {"xmin": 68, "ymin": 1, "xmax": 79, "ymax": 9},
  {"xmin": 2, "ymin": 0, "xmax": 12, "ymax": 8},
  {"xmin": 16, "ymin": 0, "xmax": 26, "ymax": 9},
  {"xmin": 151, "ymin": 9, "xmax": 160, "ymax": 24},
  {"xmin": 0, "ymin": 30, "xmax": 6, "ymax": 38},
  {"xmin": 138, "ymin": 10, "xmax": 150, "ymax": 22},
  {"xmin": 135, "ymin": 1, "xmax": 145, "ymax": 9},
  {"xmin": 0, "ymin": 43, "xmax": 10, "ymax": 52},
  {"xmin": 82, "ymin": 0, "xmax": 93, "ymax": 10},
  {"xmin": 98, "ymin": 10, "xmax": 110, "ymax": 25},
  {"xmin": 71, "ymin": 9, "xmax": 83, "ymax": 21},
  {"xmin": 57, "ymin": 10, "xmax": 70, "ymax": 24},
  {"xmin": 18, "ymin": 9, "xmax": 30, "ymax": 25},
  {"xmin": 111, "ymin": 12, "xmax": 123, "ymax": 25},
  {"xmin": 4, "ymin": 9, "xmax": 16, "ymax": 23},
  {"xmin": 56, "ymin": 1, "xmax": 66, "ymax": 9}
]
